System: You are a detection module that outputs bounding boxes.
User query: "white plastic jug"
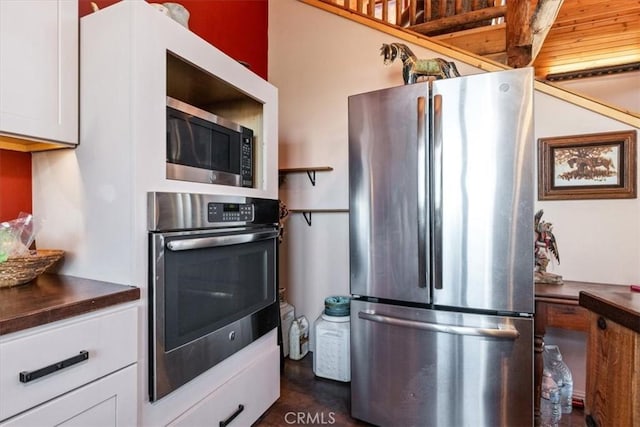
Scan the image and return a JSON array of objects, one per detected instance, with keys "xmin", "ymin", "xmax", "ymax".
[{"xmin": 289, "ymin": 316, "xmax": 309, "ymax": 360}]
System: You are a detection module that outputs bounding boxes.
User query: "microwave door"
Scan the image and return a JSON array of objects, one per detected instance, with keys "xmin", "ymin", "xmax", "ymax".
[{"xmin": 166, "ymin": 109, "xmax": 242, "ymax": 187}]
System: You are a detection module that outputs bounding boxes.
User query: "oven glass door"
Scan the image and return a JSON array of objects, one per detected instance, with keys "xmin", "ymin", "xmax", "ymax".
[{"xmin": 161, "ymin": 227, "xmax": 277, "ymax": 352}]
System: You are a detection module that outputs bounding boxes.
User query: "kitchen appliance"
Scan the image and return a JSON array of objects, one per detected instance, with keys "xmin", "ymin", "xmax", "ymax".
[
  {"xmin": 148, "ymin": 192, "xmax": 279, "ymax": 401},
  {"xmin": 166, "ymin": 97, "xmax": 254, "ymax": 188},
  {"xmin": 348, "ymin": 68, "xmax": 534, "ymax": 426}
]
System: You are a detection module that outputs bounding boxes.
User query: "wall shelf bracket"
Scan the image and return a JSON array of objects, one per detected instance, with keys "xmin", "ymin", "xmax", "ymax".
[
  {"xmin": 306, "ymin": 170, "xmax": 317, "ymax": 186},
  {"xmin": 302, "ymin": 211, "xmax": 313, "ymax": 226},
  {"xmin": 288, "ymin": 208, "xmax": 349, "ymax": 227},
  {"xmin": 278, "ymin": 166, "xmax": 334, "ymax": 187}
]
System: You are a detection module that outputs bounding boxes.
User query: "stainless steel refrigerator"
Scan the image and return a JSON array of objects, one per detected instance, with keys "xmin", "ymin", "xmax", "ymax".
[{"xmin": 348, "ymin": 68, "xmax": 534, "ymax": 427}]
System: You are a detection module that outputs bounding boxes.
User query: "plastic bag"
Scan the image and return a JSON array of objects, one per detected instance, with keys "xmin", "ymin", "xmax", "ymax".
[{"xmin": 0, "ymin": 213, "xmax": 43, "ymax": 262}]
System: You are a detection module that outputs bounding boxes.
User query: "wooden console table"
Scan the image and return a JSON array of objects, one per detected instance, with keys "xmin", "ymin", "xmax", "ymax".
[{"xmin": 534, "ymin": 280, "xmax": 623, "ymax": 425}]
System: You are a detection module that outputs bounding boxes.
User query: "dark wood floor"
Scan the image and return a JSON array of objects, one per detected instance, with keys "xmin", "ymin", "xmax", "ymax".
[{"xmin": 255, "ymin": 354, "xmax": 585, "ymax": 426}]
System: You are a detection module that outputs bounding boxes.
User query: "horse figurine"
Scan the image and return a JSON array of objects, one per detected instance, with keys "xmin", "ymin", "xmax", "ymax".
[{"xmin": 381, "ymin": 43, "xmax": 460, "ymax": 84}]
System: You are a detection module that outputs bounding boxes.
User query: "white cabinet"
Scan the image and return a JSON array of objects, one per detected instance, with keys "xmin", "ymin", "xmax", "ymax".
[
  {"xmin": 0, "ymin": 365, "xmax": 137, "ymax": 427},
  {"xmin": 168, "ymin": 345, "xmax": 280, "ymax": 427},
  {"xmin": 0, "ymin": 0, "xmax": 78, "ymax": 151},
  {"xmin": 0, "ymin": 305, "xmax": 138, "ymax": 425}
]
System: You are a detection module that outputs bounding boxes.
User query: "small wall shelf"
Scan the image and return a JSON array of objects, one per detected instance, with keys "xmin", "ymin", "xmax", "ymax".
[
  {"xmin": 288, "ymin": 208, "xmax": 349, "ymax": 226},
  {"xmin": 278, "ymin": 166, "xmax": 334, "ymax": 186}
]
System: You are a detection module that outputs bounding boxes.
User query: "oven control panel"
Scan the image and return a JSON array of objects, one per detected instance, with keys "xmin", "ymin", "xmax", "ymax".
[{"xmin": 208, "ymin": 202, "xmax": 254, "ymax": 222}]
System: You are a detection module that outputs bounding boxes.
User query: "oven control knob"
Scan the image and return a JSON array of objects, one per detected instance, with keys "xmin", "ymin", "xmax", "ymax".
[{"xmin": 228, "ymin": 331, "xmax": 236, "ymax": 341}]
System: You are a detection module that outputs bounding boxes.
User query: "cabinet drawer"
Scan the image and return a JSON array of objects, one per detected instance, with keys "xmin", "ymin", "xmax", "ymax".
[
  {"xmin": 0, "ymin": 364, "xmax": 137, "ymax": 427},
  {"xmin": 169, "ymin": 345, "xmax": 280, "ymax": 427},
  {"xmin": 0, "ymin": 306, "xmax": 137, "ymax": 421},
  {"xmin": 545, "ymin": 303, "xmax": 589, "ymax": 332}
]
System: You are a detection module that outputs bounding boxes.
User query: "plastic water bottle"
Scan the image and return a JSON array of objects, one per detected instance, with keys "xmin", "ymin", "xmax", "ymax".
[
  {"xmin": 544, "ymin": 344, "xmax": 574, "ymax": 414},
  {"xmin": 540, "ymin": 370, "xmax": 561, "ymax": 427}
]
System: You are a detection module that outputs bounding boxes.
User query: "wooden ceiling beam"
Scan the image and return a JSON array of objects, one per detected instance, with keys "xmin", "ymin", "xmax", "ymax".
[
  {"xmin": 506, "ymin": 0, "xmax": 564, "ymax": 68},
  {"xmin": 408, "ymin": 5, "xmax": 506, "ymax": 35}
]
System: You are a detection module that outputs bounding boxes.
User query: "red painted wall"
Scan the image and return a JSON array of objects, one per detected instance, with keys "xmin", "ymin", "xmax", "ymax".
[
  {"xmin": 79, "ymin": 0, "xmax": 268, "ymax": 78},
  {"xmin": 0, "ymin": 151, "xmax": 32, "ymax": 222},
  {"xmin": 0, "ymin": 0, "xmax": 268, "ymax": 222}
]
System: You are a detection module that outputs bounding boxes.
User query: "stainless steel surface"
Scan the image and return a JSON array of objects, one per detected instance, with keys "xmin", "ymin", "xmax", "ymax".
[
  {"xmin": 416, "ymin": 96, "xmax": 428, "ymax": 289},
  {"xmin": 348, "ymin": 69, "xmax": 535, "ymax": 426},
  {"xmin": 431, "ymin": 93, "xmax": 443, "ymax": 291},
  {"xmin": 148, "ymin": 192, "xmax": 278, "ymax": 401},
  {"xmin": 166, "ymin": 163, "xmax": 242, "ymax": 187},
  {"xmin": 351, "ymin": 300, "xmax": 533, "ymax": 427},
  {"xmin": 167, "ymin": 96, "xmax": 244, "ymax": 132},
  {"xmin": 148, "ymin": 191, "xmax": 277, "ymax": 231},
  {"xmin": 166, "ymin": 229, "xmax": 279, "ymax": 251},
  {"xmin": 348, "ymin": 82, "xmax": 431, "ymax": 303},
  {"xmin": 431, "ymin": 68, "xmax": 534, "ymax": 313},
  {"xmin": 348, "ymin": 69, "xmax": 534, "ymax": 312},
  {"xmin": 149, "ymin": 227, "xmax": 278, "ymax": 401},
  {"xmin": 358, "ymin": 310, "xmax": 520, "ymax": 339}
]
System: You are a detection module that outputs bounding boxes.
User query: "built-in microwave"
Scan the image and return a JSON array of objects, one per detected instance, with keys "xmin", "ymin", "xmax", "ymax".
[{"xmin": 166, "ymin": 97, "xmax": 253, "ymax": 188}]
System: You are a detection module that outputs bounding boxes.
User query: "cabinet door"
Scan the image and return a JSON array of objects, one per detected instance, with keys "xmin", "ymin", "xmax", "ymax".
[
  {"xmin": 0, "ymin": 0, "xmax": 78, "ymax": 145},
  {"xmin": 586, "ymin": 312, "xmax": 639, "ymax": 426},
  {"xmin": 0, "ymin": 365, "xmax": 137, "ymax": 427}
]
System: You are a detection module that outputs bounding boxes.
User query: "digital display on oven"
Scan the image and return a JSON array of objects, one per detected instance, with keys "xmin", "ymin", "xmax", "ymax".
[{"xmin": 208, "ymin": 202, "xmax": 253, "ymax": 222}]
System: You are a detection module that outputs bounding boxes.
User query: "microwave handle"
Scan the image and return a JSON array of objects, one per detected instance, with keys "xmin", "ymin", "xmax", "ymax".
[{"xmin": 166, "ymin": 229, "xmax": 279, "ymax": 251}]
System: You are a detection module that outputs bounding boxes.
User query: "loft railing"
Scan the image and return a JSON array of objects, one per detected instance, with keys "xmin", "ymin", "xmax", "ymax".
[{"xmin": 320, "ymin": 0, "xmax": 505, "ymax": 36}]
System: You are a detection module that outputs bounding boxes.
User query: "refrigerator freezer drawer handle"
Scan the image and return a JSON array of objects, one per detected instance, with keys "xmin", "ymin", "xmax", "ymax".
[{"xmin": 358, "ymin": 311, "xmax": 520, "ymax": 339}]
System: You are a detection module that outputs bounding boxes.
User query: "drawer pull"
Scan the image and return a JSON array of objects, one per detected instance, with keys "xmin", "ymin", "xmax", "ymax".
[
  {"xmin": 19, "ymin": 351, "xmax": 89, "ymax": 383},
  {"xmin": 219, "ymin": 404, "xmax": 244, "ymax": 427}
]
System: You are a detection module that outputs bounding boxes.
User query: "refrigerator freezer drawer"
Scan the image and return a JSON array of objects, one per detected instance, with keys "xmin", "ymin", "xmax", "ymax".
[{"xmin": 350, "ymin": 300, "xmax": 533, "ymax": 427}]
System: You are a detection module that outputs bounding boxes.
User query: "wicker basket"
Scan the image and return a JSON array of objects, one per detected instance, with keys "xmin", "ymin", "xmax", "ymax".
[{"xmin": 0, "ymin": 249, "xmax": 65, "ymax": 288}]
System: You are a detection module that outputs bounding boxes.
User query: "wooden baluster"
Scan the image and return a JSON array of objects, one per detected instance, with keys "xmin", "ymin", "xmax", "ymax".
[
  {"xmin": 356, "ymin": 0, "xmax": 363, "ymax": 13},
  {"xmin": 439, "ymin": 0, "xmax": 446, "ymax": 18},
  {"xmin": 367, "ymin": 0, "xmax": 375, "ymax": 17},
  {"xmin": 455, "ymin": 0, "xmax": 462, "ymax": 14},
  {"xmin": 409, "ymin": 0, "xmax": 416, "ymax": 25},
  {"xmin": 382, "ymin": 0, "xmax": 389, "ymax": 22},
  {"xmin": 395, "ymin": 0, "xmax": 402, "ymax": 25},
  {"xmin": 425, "ymin": 0, "xmax": 432, "ymax": 21}
]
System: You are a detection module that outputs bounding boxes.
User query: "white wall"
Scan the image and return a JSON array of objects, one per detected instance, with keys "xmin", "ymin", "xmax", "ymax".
[
  {"xmin": 556, "ymin": 71, "xmax": 640, "ymax": 114},
  {"xmin": 269, "ymin": 0, "xmax": 639, "ymax": 395}
]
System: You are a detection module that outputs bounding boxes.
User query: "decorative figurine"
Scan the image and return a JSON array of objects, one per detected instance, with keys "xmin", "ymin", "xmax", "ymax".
[
  {"xmin": 380, "ymin": 43, "xmax": 461, "ymax": 84},
  {"xmin": 534, "ymin": 210, "xmax": 563, "ymax": 284}
]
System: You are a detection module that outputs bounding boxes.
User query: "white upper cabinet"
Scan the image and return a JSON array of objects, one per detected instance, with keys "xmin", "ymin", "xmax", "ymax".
[{"xmin": 0, "ymin": 0, "xmax": 78, "ymax": 151}]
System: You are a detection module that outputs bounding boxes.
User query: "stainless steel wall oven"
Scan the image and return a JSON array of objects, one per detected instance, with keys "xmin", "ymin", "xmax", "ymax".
[{"xmin": 148, "ymin": 192, "xmax": 279, "ymax": 401}]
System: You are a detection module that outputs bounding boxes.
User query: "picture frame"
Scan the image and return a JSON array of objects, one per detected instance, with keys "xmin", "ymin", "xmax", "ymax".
[{"xmin": 538, "ymin": 130, "xmax": 637, "ymax": 200}]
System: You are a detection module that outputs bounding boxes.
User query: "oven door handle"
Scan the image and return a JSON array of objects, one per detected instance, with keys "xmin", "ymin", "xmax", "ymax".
[{"xmin": 166, "ymin": 229, "xmax": 279, "ymax": 251}]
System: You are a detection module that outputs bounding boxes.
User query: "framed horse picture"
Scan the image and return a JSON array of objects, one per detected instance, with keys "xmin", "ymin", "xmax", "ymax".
[{"xmin": 538, "ymin": 130, "xmax": 637, "ymax": 200}]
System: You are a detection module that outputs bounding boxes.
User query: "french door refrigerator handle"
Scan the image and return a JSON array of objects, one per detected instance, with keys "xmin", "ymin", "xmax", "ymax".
[
  {"xmin": 417, "ymin": 96, "xmax": 428, "ymax": 289},
  {"xmin": 358, "ymin": 311, "xmax": 520, "ymax": 339},
  {"xmin": 432, "ymin": 94, "xmax": 444, "ymax": 290},
  {"xmin": 166, "ymin": 229, "xmax": 279, "ymax": 251}
]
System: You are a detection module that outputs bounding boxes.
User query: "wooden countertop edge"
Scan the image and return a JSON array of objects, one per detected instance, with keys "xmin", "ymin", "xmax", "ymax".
[
  {"xmin": 0, "ymin": 285, "xmax": 140, "ymax": 336},
  {"xmin": 579, "ymin": 291, "xmax": 640, "ymax": 335}
]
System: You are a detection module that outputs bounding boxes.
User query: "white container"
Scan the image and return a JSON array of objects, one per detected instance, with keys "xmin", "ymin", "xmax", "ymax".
[
  {"xmin": 313, "ymin": 314, "xmax": 350, "ymax": 382},
  {"xmin": 289, "ymin": 316, "xmax": 309, "ymax": 360},
  {"xmin": 280, "ymin": 301, "xmax": 295, "ymax": 357}
]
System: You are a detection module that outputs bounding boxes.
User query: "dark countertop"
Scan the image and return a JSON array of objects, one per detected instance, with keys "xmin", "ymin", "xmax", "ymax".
[
  {"xmin": 535, "ymin": 280, "xmax": 624, "ymax": 302},
  {"xmin": 0, "ymin": 273, "xmax": 140, "ymax": 336},
  {"xmin": 579, "ymin": 286, "xmax": 640, "ymax": 334}
]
